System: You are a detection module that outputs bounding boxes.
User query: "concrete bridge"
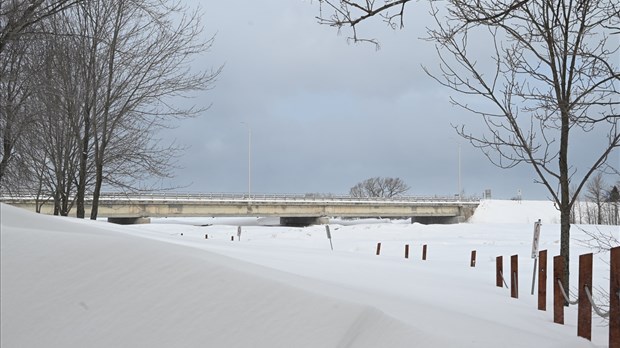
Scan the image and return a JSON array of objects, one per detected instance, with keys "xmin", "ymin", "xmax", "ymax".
[{"xmin": 1, "ymin": 193, "xmax": 480, "ymax": 226}]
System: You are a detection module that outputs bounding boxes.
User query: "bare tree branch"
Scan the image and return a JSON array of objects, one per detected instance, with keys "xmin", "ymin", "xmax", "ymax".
[{"xmin": 316, "ymin": 0, "xmax": 412, "ymax": 46}]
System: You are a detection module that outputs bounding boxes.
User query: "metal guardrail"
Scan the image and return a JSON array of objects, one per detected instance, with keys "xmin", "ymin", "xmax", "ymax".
[{"xmin": 0, "ymin": 192, "xmax": 480, "ymax": 204}]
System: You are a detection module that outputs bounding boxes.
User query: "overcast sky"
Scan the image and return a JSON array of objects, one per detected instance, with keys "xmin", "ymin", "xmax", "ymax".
[{"xmin": 160, "ymin": 0, "xmax": 618, "ymax": 200}]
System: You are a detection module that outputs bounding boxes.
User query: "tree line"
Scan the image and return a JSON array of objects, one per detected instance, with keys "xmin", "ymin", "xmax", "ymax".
[
  {"xmin": 0, "ymin": 0, "xmax": 221, "ymax": 219},
  {"xmin": 572, "ymin": 173, "xmax": 620, "ymax": 226}
]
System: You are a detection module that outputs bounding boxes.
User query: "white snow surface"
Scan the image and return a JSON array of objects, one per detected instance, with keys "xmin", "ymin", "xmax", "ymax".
[{"xmin": 1, "ymin": 200, "xmax": 618, "ymax": 347}]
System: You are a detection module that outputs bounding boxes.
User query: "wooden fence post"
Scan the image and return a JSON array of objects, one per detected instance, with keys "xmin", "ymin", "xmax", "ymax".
[
  {"xmin": 422, "ymin": 244, "xmax": 427, "ymax": 261},
  {"xmin": 470, "ymin": 250, "xmax": 477, "ymax": 267},
  {"xmin": 376, "ymin": 242, "xmax": 381, "ymax": 256},
  {"xmin": 511, "ymin": 254, "xmax": 519, "ymax": 298},
  {"xmin": 578, "ymin": 253, "xmax": 593, "ymax": 341},
  {"xmin": 553, "ymin": 255, "xmax": 564, "ymax": 325},
  {"xmin": 538, "ymin": 250, "xmax": 547, "ymax": 311},
  {"xmin": 205, "ymin": 234, "xmax": 208, "ymax": 239},
  {"xmin": 496, "ymin": 256, "xmax": 503, "ymax": 288},
  {"xmin": 405, "ymin": 244, "xmax": 409, "ymax": 259},
  {"xmin": 610, "ymin": 246, "xmax": 619, "ymax": 348}
]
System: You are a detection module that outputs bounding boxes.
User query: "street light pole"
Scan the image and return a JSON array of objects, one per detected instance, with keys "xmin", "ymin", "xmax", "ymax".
[
  {"xmin": 458, "ymin": 143, "xmax": 462, "ymax": 201},
  {"xmin": 241, "ymin": 122, "xmax": 251, "ymax": 199}
]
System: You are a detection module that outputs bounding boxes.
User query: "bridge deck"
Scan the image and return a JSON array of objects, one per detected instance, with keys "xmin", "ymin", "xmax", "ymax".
[{"xmin": 1, "ymin": 193, "xmax": 479, "ymax": 220}]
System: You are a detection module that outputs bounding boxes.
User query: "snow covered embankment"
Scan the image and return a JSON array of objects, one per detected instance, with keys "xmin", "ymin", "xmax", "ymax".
[{"xmin": 1, "ymin": 203, "xmax": 437, "ymax": 348}]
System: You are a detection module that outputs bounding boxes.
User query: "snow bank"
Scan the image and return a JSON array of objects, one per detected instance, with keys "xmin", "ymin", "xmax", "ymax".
[
  {"xmin": 0, "ymin": 204, "xmax": 430, "ymax": 348},
  {"xmin": 469, "ymin": 199, "xmax": 561, "ymax": 224},
  {"xmin": 2, "ymin": 201, "xmax": 613, "ymax": 347}
]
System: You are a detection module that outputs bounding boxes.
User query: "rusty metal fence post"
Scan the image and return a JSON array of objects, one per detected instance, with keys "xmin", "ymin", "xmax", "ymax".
[
  {"xmin": 405, "ymin": 244, "xmax": 409, "ymax": 259},
  {"xmin": 511, "ymin": 254, "xmax": 519, "ymax": 298},
  {"xmin": 554, "ymin": 255, "xmax": 564, "ymax": 325},
  {"xmin": 578, "ymin": 253, "xmax": 593, "ymax": 341},
  {"xmin": 610, "ymin": 246, "xmax": 619, "ymax": 348},
  {"xmin": 496, "ymin": 256, "xmax": 504, "ymax": 288},
  {"xmin": 538, "ymin": 250, "xmax": 547, "ymax": 311},
  {"xmin": 470, "ymin": 250, "xmax": 477, "ymax": 267}
]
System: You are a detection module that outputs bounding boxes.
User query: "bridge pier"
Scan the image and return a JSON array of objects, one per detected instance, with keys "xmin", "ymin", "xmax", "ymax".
[
  {"xmin": 280, "ymin": 217, "xmax": 329, "ymax": 227},
  {"xmin": 108, "ymin": 217, "xmax": 151, "ymax": 225}
]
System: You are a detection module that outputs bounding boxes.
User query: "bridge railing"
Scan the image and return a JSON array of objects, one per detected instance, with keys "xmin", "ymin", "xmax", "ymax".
[{"xmin": 0, "ymin": 191, "xmax": 480, "ymax": 204}]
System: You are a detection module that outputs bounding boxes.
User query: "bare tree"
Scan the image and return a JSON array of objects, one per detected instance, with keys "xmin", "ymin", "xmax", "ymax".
[
  {"xmin": 585, "ymin": 173, "xmax": 606, "ymax": 224},
  {"xmin": 38, "ymin": 17, "xmax": 93, "ymax": 215},
  {"xmin": 431, "ymin": 2, "xmax": 619, "ymax": 292},
  {"xmin": 0, "ymin": 32, "xmax": 32, "ymax": 187},
  {"xmin": 2, "ymin": 0, "xmax": 220, "ymax": 219},
  {"xmin": 0, "ymin": 0, "xmax": 81, "ymax": 55},
  {"xmin": 0, "ymin": 0, "xmax": 83, "ymax": 187},
  {"xmin": 83, "ymin": 0, "xmax": 221, "ymax": 219},
  {"xmin": 315, "ymin": 0, "xmax": 619, "ymax": 292},
  {"xmin": 350, "ymin": 176, "xmax": 410, "ymax": 198}
]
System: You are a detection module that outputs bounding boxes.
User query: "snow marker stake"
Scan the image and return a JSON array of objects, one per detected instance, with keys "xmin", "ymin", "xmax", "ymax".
[
  {"xmin": 325, "ymin": 225, "xmax": 333, "ymax": 251},
  {"xmin": 538, "ymin": 250, "xmax": 547, "ymax": 311},
  {"xmin": 422, "ymin": 244, "xmax": 427, "ymax": 261},
  {"xmin": 511, "ymin": 254, "xmax": 518, "ymax": 299},
  {"xmin": 376, "ymin": 242, "xmax": 381, "ymax": 256},
  {"xmin": 553, "ymin": 255, "xmax": 564, "ymax": 325},
  {"xmin": 530, "ymin": 220, "xmax": 542, "ymax": 296},
  {"xmin": 470, "ymin": 250, "xmax": 476, "ymax": 267},
  {"xmin": 609, "ymin": 246, "xmax": 619, "ymax": 348},
  {"xmin": 496, "ymin": 256, "xmax": 504, "ymax": 288},
  {"xmin": 578, "ymin": 253, "xmax": 593, "ymax": 341}
]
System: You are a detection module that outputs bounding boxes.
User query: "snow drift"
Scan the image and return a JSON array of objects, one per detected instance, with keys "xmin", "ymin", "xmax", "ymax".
[
  {"xmin": 1, "ymin": 204, "xmax": 430, "ymax": 347},
  {"xmin": 2, "ymin": 201, "xmax": 613, "ymax": 347}
]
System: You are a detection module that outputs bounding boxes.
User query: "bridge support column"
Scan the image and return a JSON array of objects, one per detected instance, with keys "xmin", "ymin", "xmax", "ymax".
[
  {"xmin": 280, "ymin": 217, "xmax": 329, "ymax": 227},
  {"xmin": 108, "ymin": 217, "xmax": 151, "ymax": 225}
]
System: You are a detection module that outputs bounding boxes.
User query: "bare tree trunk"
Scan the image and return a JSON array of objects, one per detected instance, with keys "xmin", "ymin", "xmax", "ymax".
[
  {"xmin": 76, "ymin": 116, "xmax": 90, "ymax": 218},
  {"xmin": 90, "ymin": 159, "xmax": 103, "ymax": 220},
  {"xmin": 559, "ymin": 203, "xmax": 571, "ymax": 301},
  {"xmin": 53, "ymin": 188, "xmax": 60, "ymax": 215},
  {"xmin": 558, "ymin": 91, "xmax": 571, "ymax": 301},
  {"xmin": 0, "ymin": 123, "xmax": 12, "ymax": 183},
  {"xmin": 74, "ymin": 1, "xmax": 100, "ymax": 219}
]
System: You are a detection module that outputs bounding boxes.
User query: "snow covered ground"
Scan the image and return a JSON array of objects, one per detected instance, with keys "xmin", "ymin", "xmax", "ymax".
[{"xmin": 1, "ymin": 200, "xmax": 617, "ymax": 347}]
